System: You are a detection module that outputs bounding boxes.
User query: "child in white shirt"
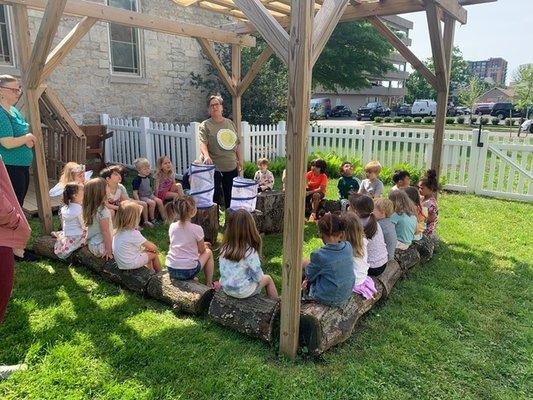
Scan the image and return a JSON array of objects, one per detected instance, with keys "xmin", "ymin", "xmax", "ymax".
[
  {"xmin": 253, "ymin": 158, "xmax": 274, "ymax": 192},
  {"xmin": 54, "ymin": 183, "xmax": 86, "ymax": 259}
]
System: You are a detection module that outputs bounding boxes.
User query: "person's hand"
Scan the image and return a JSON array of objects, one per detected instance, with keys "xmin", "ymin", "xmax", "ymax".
[
  {"xmin": 204, "ymin": 241, "xmax": 213, "ymax": 249},
  {"xmin": 103, "ymin": 248, "xmax": 113, "ymax": 261},
  {"xmin": 25, "ymin": 133, "xmax": 36, "ymax": 148},
  {"xmin": 237, "ymin": 160, "xmax": 243, "ymax": 171},
  {"xmin": 301, "ymin": 279, "xmax": 308, "ymax": 289},
  {"xmin": 204, "ymin": 156, "xmax": 213, "ymax": 165}
]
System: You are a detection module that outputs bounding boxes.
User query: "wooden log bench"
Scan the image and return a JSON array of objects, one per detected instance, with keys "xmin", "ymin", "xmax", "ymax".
[
  {"xmin": 208, "ymin": 291, "xmax": 280, "ymax": 343},
  {"xmin": 394, "ymin": 246, "xmax": 421, "ymax": 272},
  {"xmin": 412, "ymin": 236, "xmax": 435, "ymax": 263},
  {"xmin": 375, "ymin": 259, "xmax": 403, "ymax": 297},
  {"xmin": 255, "ymin": 191, "xmax": 284, "ymax": 234},
  {"xmin": 299, "ymin": 279, "xmax": 384, "ymax": 356},
  {"xmin": 192, "ymin": 204, "xmax": 219, "ymax": 245}
]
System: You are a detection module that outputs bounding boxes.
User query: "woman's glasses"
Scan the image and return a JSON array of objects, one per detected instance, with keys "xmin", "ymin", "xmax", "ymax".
[{"xmin": 0, "ymin": 86, "xmax": 22, "ymax": 94}]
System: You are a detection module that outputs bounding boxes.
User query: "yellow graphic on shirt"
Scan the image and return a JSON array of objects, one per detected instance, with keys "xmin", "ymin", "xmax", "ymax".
[{"xmin": 217, "ymin": 128, "xmax": 237, "ymax": 150}]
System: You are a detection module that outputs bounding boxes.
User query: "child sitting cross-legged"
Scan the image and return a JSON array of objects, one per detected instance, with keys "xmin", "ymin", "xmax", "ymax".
[
  {"xmin": 358, "ymin": 160, "xmax": 384, "ymax": 198},
  {"xmin": 388, "ymin": 190, "xmax": 417, "ymax": 249},
  {"xmin": 112, "ymin": 200, "xmax": 162, "ymax": 272},
  {"xmin": 302, "ymin": 212, "xmax": 355, "ymax": 306},
  {"xmin": 132, "ymin": 158, "xmax": 167, "ymax": 224},
  {"xmin": 54, "ymin": 183, "xmax": 86, "ymax": 259},
  {"xmin": 373, "ymin": 198, "xmax": 397, "ymax": 261},
  {"xmin": 164, "ymin": 195, "xmax": 215, "ymax": 287},
  {"xmin": 254, "ymin": 158, "xmax": 274, "ymax": 192},
  {"xmin": 155, "ymin": 156, "xmax": 184, "ymax": 202},
  {"xmin": 306, "ymin": 158, "xmax": 328, "ymax": 222},
  {"xmin": 403, "ymin": 186, "xmax": 428, "ymax": 241},
  {"xmin": 343, "ymin": 212, "xmax": 377, "ymax": 300},
  {"xmin": 219, "ymin": 209, "xmax": 278, "ymax": 299},
  {"xmin": 337, "ymin": 161, "xmax": 360, "ymax": 211},
  {"xmin": 418, "ymin": 169, "xmax": 439, "ymax": 237},
  {"xmin": 390, "ymin": 170, "xmax": 411, "ymax": 192},
  {"xmin": 83, "ymin": 178, "xmax": 113, "ymax": 260}
]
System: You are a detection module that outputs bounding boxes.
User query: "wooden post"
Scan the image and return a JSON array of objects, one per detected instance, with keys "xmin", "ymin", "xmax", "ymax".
[
  {"xmin": 279, "ymin": 0, "xmax": 314, "ymax": 360},
  {"xmin": 231, "ymin": 44, "xmax": 243, "ymax": 171}
]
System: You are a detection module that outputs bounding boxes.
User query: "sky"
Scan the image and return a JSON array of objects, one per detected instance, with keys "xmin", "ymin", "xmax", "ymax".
[{"xmin": 404, "ymin": 0, "xmax": 533, "ymax": 84}]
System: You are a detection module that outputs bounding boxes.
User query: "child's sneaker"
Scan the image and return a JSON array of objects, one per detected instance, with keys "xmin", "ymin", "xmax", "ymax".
[{"xmin": 143, "ymin": 221, "xmax": 154, "ymax": 228}]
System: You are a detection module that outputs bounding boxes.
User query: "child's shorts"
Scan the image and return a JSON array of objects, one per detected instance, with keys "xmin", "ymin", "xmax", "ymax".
[
  {"xmin": 129, "ymin": 252, "xmax": 150, "ymax": 270},
  {"xmin": 140, "ymin": 195, "xmax": 156, "ymax": 202},
  {"xmin": 167, "ymin": 262, "xmax": 202, "ymax": 280},
  {"xmin": 88, "ymin": 241, "xmax": 106, "ymax": 258}
]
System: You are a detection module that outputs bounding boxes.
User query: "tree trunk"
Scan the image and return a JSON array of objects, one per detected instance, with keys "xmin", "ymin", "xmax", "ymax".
[
  {"xmin": 376, "ymin": 259, "xmax": 403, "ymax": 297},
  {"xmin": 412, "ymin": 236, "xmax": 435, "ymax": 263},
  {"xmin": 208, "ymin": 291, "xmax": 280, "ymax": 343},
  {"xmin": 146, "ymin": 271, "xmax": 214, "ymax": 315},
  {"xmin": 255, "ymin": 191, "xmax": 284, "ymax": 234},
  {"xmin": 32, "ymin": 235, "xmax": 61, "ymax": 260},
  {"xmin": 100, "ymin": 261, "xmax": 156, "ymax": 295},
  {"xmin": 299, "ymin": 284, "xmax": 384, "ymax": 356},
  {"xmin": 394, "ymin": 246, "xmax": 421, "ymax": 272},
  {"xmin": 192, "ymin": 204, "xmax": 219, "ymax": 245}
]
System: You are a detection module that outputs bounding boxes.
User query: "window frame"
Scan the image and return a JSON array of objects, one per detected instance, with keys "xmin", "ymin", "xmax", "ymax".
[{"xmin": 0, "ymin": 5, "xmax": 16, "ymax": 69}]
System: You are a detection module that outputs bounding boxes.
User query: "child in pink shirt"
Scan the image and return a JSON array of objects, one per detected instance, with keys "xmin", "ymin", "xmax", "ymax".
[{"xmin": 164, "ymin": 195, "xmax": 214, "ymax": 286}]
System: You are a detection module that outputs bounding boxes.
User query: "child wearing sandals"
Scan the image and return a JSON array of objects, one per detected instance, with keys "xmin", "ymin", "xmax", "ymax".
[
  {"xmin": 83, "ymin": 178, "xmax": 113, "ymax": 260},
  {"xmin": 302, "ymin": 212, "xmax": 355, "ymax": 306},
  {"xmin": 343, "ymin": 212, "xmax": 377, "ymax": 300},
  {"xmin": 132, "ymin": 158, "xmax": 166, "ymax": 223},
  {"xmin": 388, "ymin": 190, "xmax": 417, "ymax": 249},
  {"xmin": 54, "ymin": 183, "xmax": 86, "ymax": 259},
  {"xmin": 219, "ymin": 209, "xmax": 278, "ymax": 299},
  {"xmin": 164, "ymin": 195, "xmax": 214, "ymax": 287},
  {"xmin": 403, "ymin": 186, "xmax": 428, "ymax": 241},
  {"xmin": 155, "ymin": 156, "xmax": 184, "ymax": 201},
  {"xmin": 418, "ymin": 169, "xmax": 439, "ymax": 237},
  {"xmin": 112, "ymin": 200, "xmax": 162, "ymax": 272}
]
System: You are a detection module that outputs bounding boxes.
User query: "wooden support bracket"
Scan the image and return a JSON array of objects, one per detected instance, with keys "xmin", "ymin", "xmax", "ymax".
[
  {"xmin": 237, "ymin": 45, "xmax": 274, "ymax": 96},
  {"xmin": 196, "ymin": 38, "xmax": 237, "ymax": 97},
  {"xmin": 426, "ymin": 1, "xmax": 448, "ymax": 91}
]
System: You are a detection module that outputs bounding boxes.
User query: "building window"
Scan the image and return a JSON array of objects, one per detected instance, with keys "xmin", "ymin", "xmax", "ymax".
[
  {"xmin": 0, "ymin": 5, "xmax": 15, "ymax": 66},
  {"xmin": 107, "ymin": 0, "xmax": 142, "ymax": 75}
]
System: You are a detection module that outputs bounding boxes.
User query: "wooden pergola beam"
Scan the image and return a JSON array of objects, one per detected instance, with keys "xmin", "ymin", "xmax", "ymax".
[
  {"xmin": 1, "ymin": 0, "xmax": 256, "ymax": 46},
  {"xmin": 433, "ymin": 0, "xmax": 468, "ymax": 24},
  {"xmin": 311, "ymin": 0, "xmax": 350, "ymax": 66},
  {"xmin": 196, "ymin": 38, "xmax": 238, "ymax": 97},
  {"xmin": 368, "ymin": 16, "xmax": 439, "ymax": 91},
  {"xmin": 231, "ymin": 44, "xmax": 243, "ymax": 168},
  {"xmin": 426, "ymin": 1, "xmax": 448, "ymax": 91},
  {"xmin": 42, "ymin": 86, "xmax": 85, "ymax": 139},
  {"xmin": 237, "ymin": 45, "xmax": 274, "ymax": 96}
]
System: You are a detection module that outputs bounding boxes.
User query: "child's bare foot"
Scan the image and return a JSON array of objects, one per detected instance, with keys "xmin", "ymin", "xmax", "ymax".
[
  {"xmin": 211, "ymin": 281, "xmax": 221, "ymax": 290},
  {"xmin": 143, "ymin": 221, "xmax": 154, "ymax": 228}
]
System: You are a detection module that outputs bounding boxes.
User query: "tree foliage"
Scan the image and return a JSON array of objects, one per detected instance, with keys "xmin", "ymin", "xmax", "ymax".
[
  {"xmin": 457, "ymin": 77, "xmax": 486, "ymax": 110},
  {"xmin": 513, "ymin": 64, "xmax": 533, "ymax": 111}
]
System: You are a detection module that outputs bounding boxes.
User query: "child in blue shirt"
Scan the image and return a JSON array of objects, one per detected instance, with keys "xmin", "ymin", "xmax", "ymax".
[
  {"xmin": 388, "ymin": 190, "xmax": 417, "ymax": 248},
  {"xmin": 302, "ymin": 213, "xmax": 355, "ymax": 307}
]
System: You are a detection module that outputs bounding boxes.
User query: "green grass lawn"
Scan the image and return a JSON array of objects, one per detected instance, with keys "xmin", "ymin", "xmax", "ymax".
[{"xmin": 1, "ymin": 181, "xmax": 532, "ymax": 399}]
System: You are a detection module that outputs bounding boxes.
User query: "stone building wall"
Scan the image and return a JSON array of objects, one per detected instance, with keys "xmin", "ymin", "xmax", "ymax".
[{"xmin": 14, "ymin": 1, "xmax": 231, "ymax": 124}]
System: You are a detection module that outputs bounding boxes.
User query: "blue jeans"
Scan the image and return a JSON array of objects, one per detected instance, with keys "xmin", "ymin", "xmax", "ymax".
[{"xmin": 167, "ymin": 262, "xmax": 201, "ymax": 280}]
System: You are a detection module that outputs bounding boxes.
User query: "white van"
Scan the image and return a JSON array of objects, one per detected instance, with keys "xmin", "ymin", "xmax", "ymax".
[{"xmin": 411, "ymin": 99, "xmax": 437, "ymax": 117}]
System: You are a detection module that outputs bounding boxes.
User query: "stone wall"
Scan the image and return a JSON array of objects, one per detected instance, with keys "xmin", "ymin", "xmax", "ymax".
[{"xmin": 6, "ymin": 1, "xmax": 231, "ymax": 124}]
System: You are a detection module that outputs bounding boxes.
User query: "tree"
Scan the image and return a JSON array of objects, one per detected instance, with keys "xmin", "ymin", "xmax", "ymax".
[
  {"xmin": 513, "ymin": 65, "xmax": 533, "ymax": 115},
  {"xmin": 457, "ymin": 77, "xmax": 486, "ymax": 111}
]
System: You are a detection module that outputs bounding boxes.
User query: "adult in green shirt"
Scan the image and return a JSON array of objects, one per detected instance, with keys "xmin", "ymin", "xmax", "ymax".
[
  {"xmin": 198, "ymin": 95, "xmax": 242, "ymax": 209},
  {"xmin": 0, "ymin": 75, "xmax": 36, "ymax": 206}
]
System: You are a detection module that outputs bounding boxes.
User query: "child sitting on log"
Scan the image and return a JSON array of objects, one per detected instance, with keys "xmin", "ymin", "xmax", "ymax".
[
  {"xmin": 373, "ymin": 198, "xmax": 397, "ymax": 261},
  {"xmin": 306, "ymin": 158, "xmax": 328, "ymax": 223},
  {"xmin": 83, "ymin": 178, "xmax": 113, "ymax": 260},
  {"xmin": 358, "ymin": 160, "xmax": 384, "ymax": 198},
  {"xmin": 254, "ymin": 158, "xmax": 274, "ymax": 192},
  {"xmin": 342, "ymin": 212, "xmax": 377, "ymax": 300},
  {"xmin": 403, "ymin": 186, "xmax": 428, "ymax": 241},
  {"xmin": 302, "ymin": 212, "xmax": 355, "ymax": 306},
  {"xmin": 164, "ymin": 195, "xmax": 214, "ymax": 287},
  {"xmin": 388, "ymin": 190, "xmax": 417, "ymax": 249},
  {"xmin": 132, "ymin": 158, "xmax": 167, "ymax": 224},
  {"xmin": 418, "ymin": 169, "xmax": 439, "ymax": 237},
  {"xmin": 54, "ymin": 183, "xmax": 86, "ymax": 259},
  {"xmin": 112, "ymin": 200, "xmax": 162, "ymax": 272},
  {"xmin": 390, "ymin": 170, "xmax": 411, "ymax": 192},
  {"xmin": 349, "ymin": 193, "xmax": 388, "ymax": 276},
  {"xmin": 219, "ymin": 209, "xmax": 278, "ymax": 299},
  {"xmin": 49, "ymin": 162, "xmax": 91, "ymax": 197},
  {"xmin": 155, "ymin": 156, "xmax": 184, "ymax": 202},
  {"xmin": 337, "ymin": 161, "xmax": 360, "ymax": 211}
]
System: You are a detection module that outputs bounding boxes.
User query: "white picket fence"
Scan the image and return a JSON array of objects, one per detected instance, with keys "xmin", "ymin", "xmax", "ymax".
[{"xmin": 100, "ymin": 114, "xmax": 532, "ymax": 201}]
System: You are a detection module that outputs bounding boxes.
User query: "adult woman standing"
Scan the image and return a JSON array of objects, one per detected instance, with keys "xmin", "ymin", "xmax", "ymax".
[{"xmin": 198, "ymin": 95, "xmax": 242, "ymax": 209}]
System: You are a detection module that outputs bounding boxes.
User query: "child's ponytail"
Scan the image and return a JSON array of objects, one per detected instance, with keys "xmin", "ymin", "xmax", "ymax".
[
  {"xmin": 349, "ymin": 194, "xmax": 378, "ymax": 239},
  {"xmin": 420, "ymin": 169, "xmax": 439, "ymax": 192},
  {"xmin": 62, "ymin": 182, "xmax": 82, "ymax": 206},
  {"xmin": 165, "ymin": 195, "xmax": 196, "ymax": 224}
]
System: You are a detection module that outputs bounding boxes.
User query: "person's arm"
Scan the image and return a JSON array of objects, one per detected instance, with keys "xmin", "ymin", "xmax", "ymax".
[
  {"xmin": 142, "ymin": 240, "xmax": 158, "ymax": 253},
  {"xmin": 305, "ymin": 252, "xmax": 322, "ymax": 283},
  {"xmin": 99, "ymin": 217, "xmax": 113, "ymax": 260},
  {"xmin": 0, "ymin": 134, "xmax": 36, "ymax": 149},
  {"xmin": 246, "ymin": 251, "xmax": 264, "ymax": 283},
  {"xmin": 131, "ymin": 178, "xmax": 141, "ymax": 200},
  {"xmin": 234, "ymin": 144, "xmax": 242, "ymax": 171},
  {"xmin": 375, "ymin": 180, "xmax": 384, "ymax": 197},
  {"xmin": 198, "ymin": 123, "xmax": 212, "ymax": 164},
  {"xmin": 267, "ymin": 171, "xmax": 274, "ymax": 189},
  {"xmin": 0, "ymin": 191, "xmax": 20, "ymax": 230},
  {"xmin": 320, "ymin": 175, "xmax": 328, "ymax": 194},
  {"xmin": 119, "ymin": 185, "xmax": 129, "ymax": 201},
  {"xmin": 154, "ymin": 176, "xmax": 160, "ymax": 194}
]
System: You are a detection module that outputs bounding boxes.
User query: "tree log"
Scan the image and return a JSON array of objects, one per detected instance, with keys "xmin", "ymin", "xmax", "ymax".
[
  {"xmin": 299, "ymin": 285, "xmax": 384, "ymax": 356},
  {"xmin": 208, "ymin": 290, "xmax": 280, "ymax": 343},
  {"xmin": 412, "ymin": 236, "xmax": 435, "ymax": 263},
  {"xmin": 394, "ymin": 246, "xmax": 421, "ymax": 272},
  {"xmin": 192, "ymin": 204, "xmax": 219, "ymax": 245},
  {"xmin": 72, "ymin": 246, "xmax": 107, "ymax": 273},
  {"xmin": 32, "ymin": 235, "xmax": 62, "ymax": 260},
  {"xmin": 100, "ymin": 261, "xmax": 155, "ymax": 295},
  {"xmin": 255, "ymin": 191, "xmax": 284, "ymax": 234},
  {"xmin": 146, "ymin": 271, "xmax": 214, "ymax": 315},
  {"xmin": 376, "ymin": 259, "xmax": 403, "ymax": 297}
]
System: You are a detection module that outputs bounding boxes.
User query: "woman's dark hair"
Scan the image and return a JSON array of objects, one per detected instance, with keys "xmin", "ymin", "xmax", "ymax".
[
  {"xmin": 419, "ymin": 169, "xmax": 439, "ymax": 192},
  {"xmin": 392, "ymin": 170, "xmax": 410, "ymax": 183},
  {"xmin": 317, "ymin": 212, "xmax": 345, "ymax": 237},
  {"xmin": 62, "ymin": 182, "xmax": 83, "ymax": 206},
  {"xmin": 403, "ymin": 186, "xmax": 421, "ymax": 207},
  {"xmin": 339, "ymin": 161, "xmax": 352, "ymax": 175},
  {"xmin": 349, "ymin": 194, "xmax": 378, "ymax": 239},
  {"xmin": 311, "ymin": 158, "xmax": 327, "ymax": 174}
]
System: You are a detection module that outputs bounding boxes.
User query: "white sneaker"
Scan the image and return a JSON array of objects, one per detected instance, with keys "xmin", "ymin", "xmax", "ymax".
[{"xmin": 0, "ymin": 364, "xmax": 27, "ymax": 380}]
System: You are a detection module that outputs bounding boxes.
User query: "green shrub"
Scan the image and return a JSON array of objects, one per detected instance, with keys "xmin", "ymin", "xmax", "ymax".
[
  {"xmin": 374, "ymin": 117, "xmax": 383, "ymax": 123},
  {"xmin": 413, "ymin": 117, "xmax": 422, "ymax": 123},
  {"xmin": 491, "ymin": 117, "xmax": 500, "ymax": 126},
  {"xmin": 307, "ymin": 152, "xmax": 363, "ymax": 179},
  {"xmin": 470, "ymin": 116, "xmax": 478, "ymax": 124},
  {"xmin": 481, "ymin": 117, "xmax": 490, "ymax": 125},
  {"xmin": 423, "ymin": 117, "xmax": 434, "ymax": 124},
  {"xmin": 403, "ymin": 116, "xmax": 412, "ymax": 123},
  {"xmin": 243, "ymin": 161, "xmax": 257, "ymax": 179},
  {"xmin": 244, "ymin": 157, "xmax": 286, "ymax": 179},
  {"xmin": 393, "ymin": 117, "xmax": 403, "ymax": 123},
  {"xmin": 446, "ymin": 117, "xmax": 455, "ymax": 124},
  {"xmin": 384, "ymin": 117, "xmax": 392, "ymax": 123},
  {"xmin": 456, "ymin": 116, "xmax": 465, "ymax": 124}
]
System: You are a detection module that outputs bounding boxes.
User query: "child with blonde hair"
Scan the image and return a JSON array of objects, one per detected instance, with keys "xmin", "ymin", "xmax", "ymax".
[
  {"xmin": 219, "ymin": 209, "xmax": 278, "ymax": 299},
  {"xmin": 112, "ymin": 200, "xmax": 162, "ymax": 272},
  {"xmin": 418, "ymin": 169, "xmax": 439, "ymax": 236},
  {"xmin": 54, "ymin": 183, "xmax": 86, "ymax": 259},
  {"xmin": 254, "ymin": 158, "xmax": 274, "ymax": 192},
  {"xmin": 155, "ymin": 156, "xmax": 184, "ymax": 201},
  {"xmin": 342, "ymin": 212, "xmax": 377, "ymax": 300},
  {"xmin": 165, "ymin": 195, "xmax": 214, "ymax": 286},
  {"xmin": 49, "ymin": 162, "xmax": 91, "ymax": 197},
  {"xmin": 403, "ymin": 186, "xmax": 428, "ymax": 241},
  {"xmin": 83, "ymin": 178, "xmax": 113, "ymax": 260},
  {"xmin": 358, "ymin": 160, "xmax": 384, "ymax": 198},
  {"xmin": 388, "ymin": 190, "xmax": 417, "ymax": 249},
  {"xmin": 132, "ymin": 158, "xmax": 166, "ymax": 223},
  {"xmin": 373, "ymin": 198, "xmax": 397, "ymax": 261}
]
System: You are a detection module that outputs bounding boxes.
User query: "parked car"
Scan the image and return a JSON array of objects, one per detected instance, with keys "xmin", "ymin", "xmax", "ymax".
[
  {"xmin": 396, "ymin": 103, "xmax": 412, "ymax": 117},
  {"xmin": 490, "ymin": 103, "xmax": 523, "ymax": 120},
  {"xmin": 474, "ymin": 103, "xmax": 494, "ymax": 115},
  {"xmin": 330, "ymin": 105, "xmax": 353, "ymax": 118},
  {"xmin": 356, "ymin": 102, "xmax": 391, "ymax": 120},
  {"xmin": 454, "ymin": 106, "xmax": 471, "ymax": 115},
  {"xmin": 411, "ymin": 99, "xmax": 437, "ymax": 117},
  {"xmin": 310, "ymin": 98, "xmax": 332, "ymax": 119}
]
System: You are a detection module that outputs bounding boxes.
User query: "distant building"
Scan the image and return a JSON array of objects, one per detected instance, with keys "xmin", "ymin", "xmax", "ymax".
[
  {"xmin": 476, "ymin": 87, "xmax": 516, "ymax": 104},
  {"xmin": 312, "ymin": 15, "xmax": 413, "ymax": 111},
  {"xmin": 468, "ymin": 58, "xmax": 508, "ymax": 86}
]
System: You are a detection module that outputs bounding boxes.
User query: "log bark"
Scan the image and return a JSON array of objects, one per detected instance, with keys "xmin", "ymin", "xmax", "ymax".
[
  {"xmin": 299, "ymin": 286, "xmax": 383, "ymax": 356},
  {"xmin": 72, "ymin": 246, "xmax": 107, "ymax": 273},
  {"xmin": 208, "ymin": 290, "xmax": 280, "ymax": 343},
  {"xmin": 146, "ymin": 271, "xmax": 214, "ymax": 315},
  {"xmin": 192, "ymin": 204, "xmax": 219, "ymax": 245},
  {"xmin": 255, "ymin": 191, "xmax": 284, "ymax": 234},
  {"xmin": 32, "ymin": 235, "xmax": 62, "ymax": 260},
  {"xmin": 376, "ymin": 259, "xmax": 403, "ymax": 297},
  {"xmin": 100, "ymin": 261, "xmax": 156, "ymax": 295},
  {"xmin": 412, "ymin": 236, "xmax": 435, "ymax": 263},
  {"xmin": 395, "ymin": 246, "xmax": 421, "ymax": 272}
]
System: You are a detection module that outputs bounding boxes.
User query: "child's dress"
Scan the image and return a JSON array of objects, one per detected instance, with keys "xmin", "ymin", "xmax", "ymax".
[
  {"xmin": 352, "ymin": 238, "xmax": 378, "ymax": 299},
  {"xmin": 87, "ymin": 206, "xmax": 113, "ymax": 257},
  {"xmin": 156, "ymin": 176, "xmax": 174, "ymax": 200},
  {"xmin": 54, "ymin": 203, "xmax": 86, "ymax": 259},
  {"xmin": 219, "ymin": 248, "xmax": 264, "ymax": 299},
  {"xmin": 422, "ymin": 197, "xmax": 438, "ymax": 235}
]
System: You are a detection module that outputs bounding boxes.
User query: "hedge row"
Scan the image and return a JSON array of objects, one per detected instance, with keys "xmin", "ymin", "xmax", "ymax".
[{"xmin": 375, "ymin": 116, "xmax": 523, "ymax": 126}]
